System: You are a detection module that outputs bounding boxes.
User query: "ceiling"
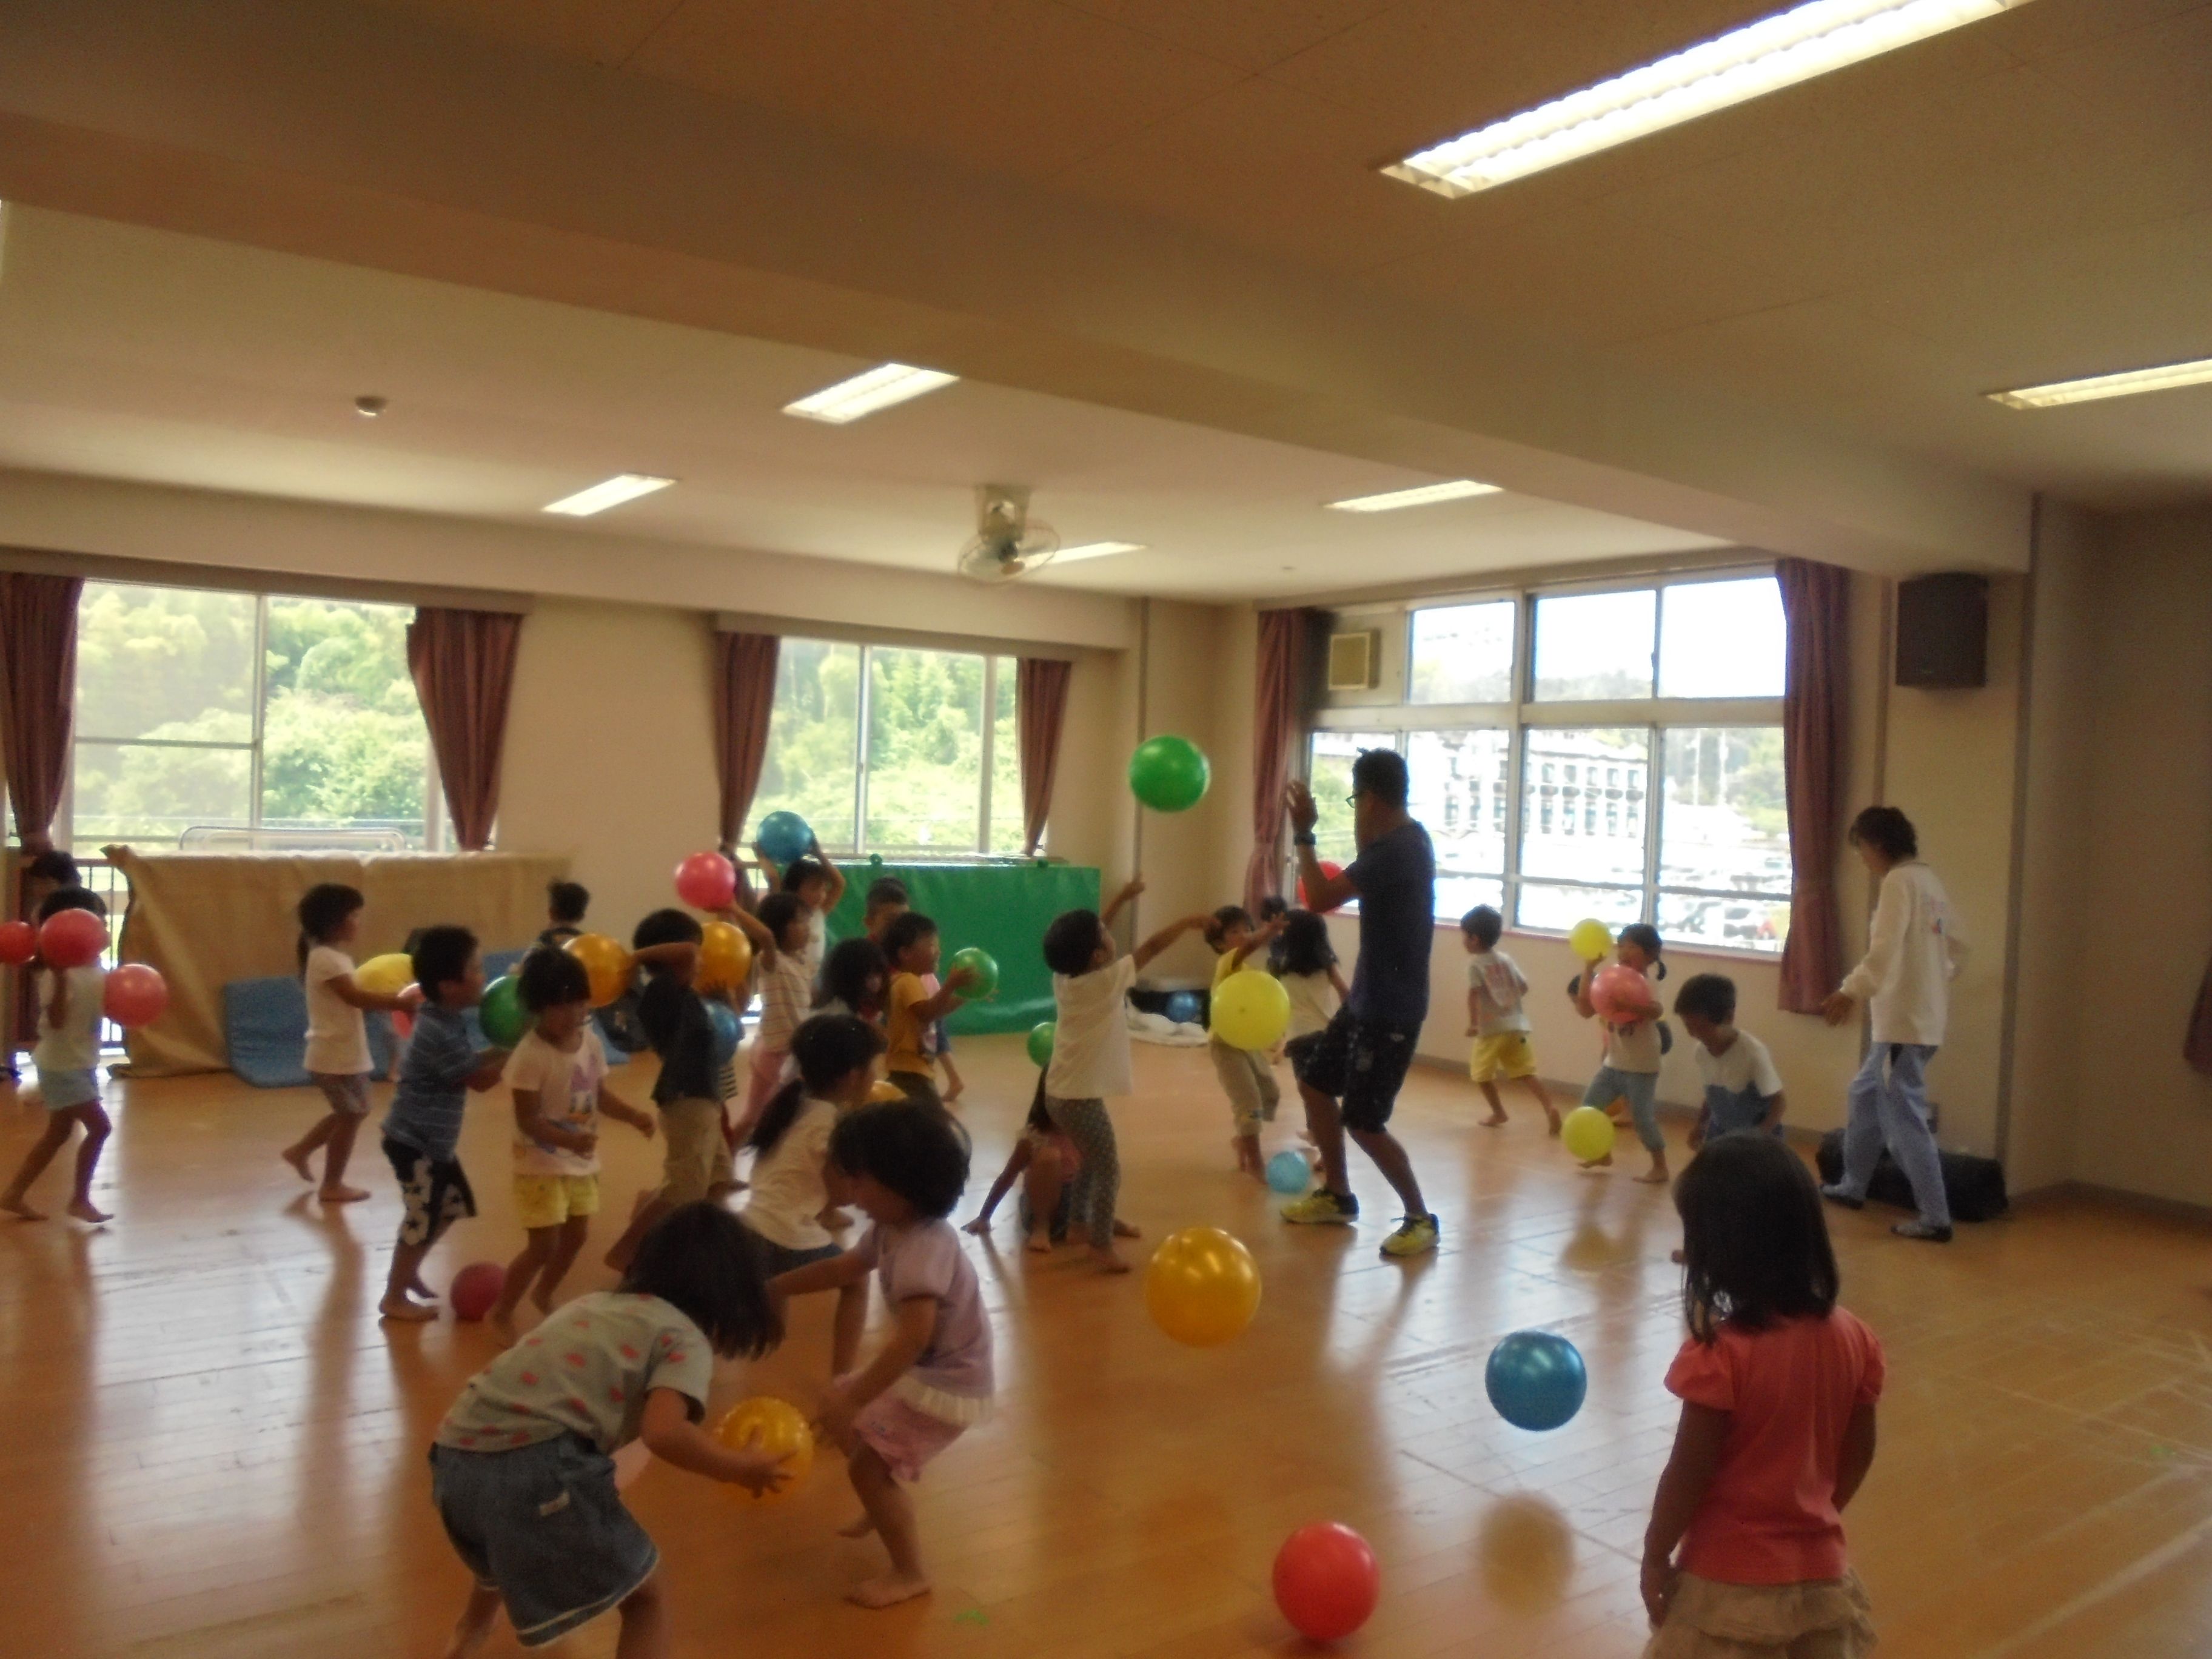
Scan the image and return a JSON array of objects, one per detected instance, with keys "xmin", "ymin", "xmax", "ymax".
[{"xmin": 0, "ymin": 209, "xmax": 1723, "ymax": 599}]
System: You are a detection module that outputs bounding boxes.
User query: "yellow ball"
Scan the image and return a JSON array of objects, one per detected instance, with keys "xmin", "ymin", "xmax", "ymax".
[
  {"xmin": 1145, "ymin": 1226, "xmax": 1262, "ymax": 1347},
  {"xmin": 1561, "ymin": 1105, "xmax": 1617, "ymax": 1164},
  {"xmin": 355, "ymin": 952, "xmax": 415, "ymax": 997},
  {"xmin": 1567, "ymin": 919, "xmax": 1614, "ymax": 962},
  {"xmin": 1210, "ymin": 970, "xmax": 1290, "ymax": 1052},
  {"xmin": 713, "ymin": 1396, "xmax": 814, "ymax": 1504},
  {"xmin": 697, "ymin": 920, "xmax": 754, "ymax": 994},
  {"xmin": 866, "ymin": 1079, "xmax": 907, "ymax": 1104},
  {"xmin": 563, "ymin": 932, "xmax": 634, "ymax": 1008}
]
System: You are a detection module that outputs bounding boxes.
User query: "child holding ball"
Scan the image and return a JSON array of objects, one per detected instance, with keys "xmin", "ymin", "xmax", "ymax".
[
  {"xmin": 2, "ymin": 888, "xmax": 113, "ymax": 1224},
  {"xmin": 1572, "ymin": 923, "xmax": 1669, "ymax": 1184},
  {"xmin": 283, "ymin": 883, "xmax": 420, "ymax": 1203}
]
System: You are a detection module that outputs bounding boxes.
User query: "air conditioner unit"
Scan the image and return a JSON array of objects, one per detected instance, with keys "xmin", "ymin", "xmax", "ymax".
[{"xmin": 1326, "ymin": 629, "xmax": 1379, "ymax": 691}]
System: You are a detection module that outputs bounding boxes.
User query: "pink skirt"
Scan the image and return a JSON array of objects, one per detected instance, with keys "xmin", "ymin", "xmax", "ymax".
[{"xmin": 851, "ymin": 1392, "xmax": 967, "ymax": 1483}]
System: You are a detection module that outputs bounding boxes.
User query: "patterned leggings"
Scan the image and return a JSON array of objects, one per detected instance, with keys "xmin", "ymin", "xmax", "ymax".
[{"xmin": 1044, "ymin": 1094, "xmax": 1118, "ymax": 1248}]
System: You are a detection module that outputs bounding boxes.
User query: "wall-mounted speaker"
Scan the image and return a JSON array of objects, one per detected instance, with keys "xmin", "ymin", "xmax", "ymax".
[{"xmin": 1895, "ymin": 574, "xmax": 1988, "ymax": 689}]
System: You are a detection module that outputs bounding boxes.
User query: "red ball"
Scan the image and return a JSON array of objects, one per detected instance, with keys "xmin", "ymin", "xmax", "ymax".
[
  {"xmin": 450, "ymin": 1262, "xmax": 506, "ymax": 1322},
  {"xmin": 39, "ymin": 907, "xmax": 107, "ymax": 970},
  {"xmin": 0, "ymin": 920, "xmax": 34, "ymax": 965},
  {"xmin": 673, "ymin": 851, "xmax": 738, "ymax": 911},
  {"xmin": 1299, "ymin": 860, "xmax": 1347, "ymax": 913},
  {"xmin": 1589, "ymin": 964, "xmax": 1646, "ymax": 1023},
  {"xmin": 101, "ymin": 963, "xmax": 169, "ymax": 1028},
  {"xmin": 1273, "ymin": 1522, "xmax": 1379, "ymax": 1643}
]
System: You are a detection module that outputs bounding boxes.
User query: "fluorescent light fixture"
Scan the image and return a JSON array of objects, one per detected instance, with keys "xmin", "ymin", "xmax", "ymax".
[
  {"xmin": 1385, "ymin": 0, "xmax": 2033, "ymax": 197},
  {"xmin": 541, "ymin": 474, "xmax": 675, "ymax": 516},
  {"xmin": 1326, "ymin": 480, "xmax": 1501, "ymax": 513},
  {"xmin": 783, "ymin": 363, "xmax": 958, "ymax": 424},
  {"xmin": 1054, "ymin": 541, "xmax": 1147, "ymax": 563},
  {"xmin": 1988, "ymin": 355, "xmax": 2212, "ymax": 411}
]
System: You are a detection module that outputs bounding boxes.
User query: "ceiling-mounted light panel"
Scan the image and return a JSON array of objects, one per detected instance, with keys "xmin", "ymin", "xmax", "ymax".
[
  {"xmin": 1988, "ymin": 354, "xmax": 2212, "ymax": 411},
  {"xmin": 1053, "ymin": 541, "xmax": 1147, "ymax": 563},
  {"xmin": 1327, "ymin": 480, "xmax": 1501, "ymax": 513},
  {"xmin": 783, "ymin": 363, "xmax": 958, "ymax": 424},
  {"xmin": 541, "ymin": 474, "xmax": 674, "ymax": 515}
]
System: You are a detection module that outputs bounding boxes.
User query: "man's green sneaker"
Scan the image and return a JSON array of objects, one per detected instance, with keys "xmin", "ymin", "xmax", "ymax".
[
  {"xmin": 1281, "ymin": 1189, "xmax": 1359, "ymax": 1225},
  {"xmin": 1380, "ymin": 1213, "xmax": 1439, "ymax": 1258}
]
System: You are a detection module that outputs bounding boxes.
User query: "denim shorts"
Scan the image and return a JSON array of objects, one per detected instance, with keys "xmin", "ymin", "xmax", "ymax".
[
  {"xmin": 748, "ymin": 1232, "xmax": 841, "ymax": 1276},
  {"xmin": 430, "ymin": 1435, "xmax": 656, "ymax": 1648},
  {"xmin": 38, "ymin": 1067, "xmax": 99, "ymax": 1112}
]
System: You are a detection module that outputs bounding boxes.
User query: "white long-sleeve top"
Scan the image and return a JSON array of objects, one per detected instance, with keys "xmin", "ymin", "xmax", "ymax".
[{"xmin": 1840, "ymin": 860, "xmax": 1965, "ymax": 1047}]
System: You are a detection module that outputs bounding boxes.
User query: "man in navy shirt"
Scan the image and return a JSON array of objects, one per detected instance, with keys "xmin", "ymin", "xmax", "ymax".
[{"xmin": 1281, "ymin": 748, "xmax": 1439, "ymax": 1258}]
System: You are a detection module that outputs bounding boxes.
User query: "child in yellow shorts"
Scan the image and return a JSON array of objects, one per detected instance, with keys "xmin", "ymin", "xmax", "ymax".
[
  {"xmin": 488, "ymin": 946, "xmax": 654, "ymax": 1342},
  {"xmin": 1463, "ymin": 905, "xmax": 1559, "ymax": 1134}
]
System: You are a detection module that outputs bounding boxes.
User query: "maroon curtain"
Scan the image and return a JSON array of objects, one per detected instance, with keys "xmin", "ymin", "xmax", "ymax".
[
  {"xmin": 1776, "ymin": 559, "xmax": 1849, "ymax": 1013},
  {"xmin": 1014, "ymin": 659, "xmax": 1071, "ymax": 856},
  {"xmin": 713, "ymin": 632, "xmax": 780, "ymax": 903},
  {"xmin": 407, "ymin": 607, "xmax": 523, "ymax": 852},
  {"xmin": 0, "ymin": 571, "xmax": 83, "ymax": 853},
  {"xmin": 1245, "ymin": 607, "xmax": 1315, "ymax": 913},
  {"xmin": 2186, "ymin": 969, "xmax": 2212, "ymax": 1074}
]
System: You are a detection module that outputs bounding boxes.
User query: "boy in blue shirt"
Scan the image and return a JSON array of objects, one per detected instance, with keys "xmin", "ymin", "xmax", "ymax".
[{"xmin": 1674, "ymin": 973, "xmax": 1786, "ymax": 1149}]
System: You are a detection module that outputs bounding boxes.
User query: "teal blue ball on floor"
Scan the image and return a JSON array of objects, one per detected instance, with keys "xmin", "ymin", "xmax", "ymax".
[
  {"xmin": 1485, "ymin": 1330, "xmax": 1587, "ymax": 1431},
  {"xmin": 1266, "ymin": 1150, "xmax": 1311, "ymax": 1194},
  {"xmin": 1164, "ymin": 990, "xmax": 1203, "ymax": 1025}
]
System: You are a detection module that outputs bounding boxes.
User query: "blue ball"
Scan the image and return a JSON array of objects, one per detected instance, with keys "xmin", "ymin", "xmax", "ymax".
[
  {"xmin": 1485, "ymin": 1330, "xmax": 1588, "ymax": 1432},
  {"xmin": 757, "ymin": 809, "xmax": 814, "ymax": 868},
  {"xmin": 1266, "ymin": 1150, "xmax": 1311, "ymax": 1195},
  {"xmin": 706, "ymin": 1001, "xmax": 742, "ymax": 1070},
  {"xmin": 1164, "ymin": 990, "xmax": 1204, "ymax": 1026}
]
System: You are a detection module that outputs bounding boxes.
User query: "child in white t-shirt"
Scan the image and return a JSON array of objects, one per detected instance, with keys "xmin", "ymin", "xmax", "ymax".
[
  {"xmin": 488, "ymin": 945, "xmax": 654, "ymax": 1343},
  {"xmin": 1039, "ymin": 877, "xmax": 1207, "ymax": 1272},
  {"xmin": 1461, "ymin": 905, "xmax": 1559, "ymax": 1134},
  {"xmin": 2, "ymin": 888, "xmax": 114, "ymax": 1224},
  {"xmin": 1204, "ymin": 904, "xmax": 1287, "ymax": 1179},
  {"xmin": 282, "ymin": 883, "xmax": 420, "ymax": 1204},
  {"xmin": 1675, "ymin": 973, "xmax": 1786, "ymax": 1148},
  {"xmin": 728, "ymin": 891, "xmax": 815, "ymax": 1143},
  {"xmin": 1572, "ymin": 923, "xmax": 1669, "ymax": 1184}
]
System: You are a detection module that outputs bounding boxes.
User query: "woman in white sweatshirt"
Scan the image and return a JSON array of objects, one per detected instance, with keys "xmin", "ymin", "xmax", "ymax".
[{"xmin": 1821, "ymin": 806, "xmax": 1966, "ymax": 1242}]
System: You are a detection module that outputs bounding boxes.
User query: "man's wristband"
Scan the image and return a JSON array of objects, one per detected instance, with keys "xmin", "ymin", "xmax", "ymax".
[{"xmin": 1292, "ymin": 832, "xmax": 1316, "ymax": 847}]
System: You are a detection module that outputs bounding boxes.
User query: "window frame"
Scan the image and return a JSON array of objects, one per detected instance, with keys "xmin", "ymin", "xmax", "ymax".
[{"xmin": 1305, "ymin": 566, "xmax": 1789, "ymax": 959}]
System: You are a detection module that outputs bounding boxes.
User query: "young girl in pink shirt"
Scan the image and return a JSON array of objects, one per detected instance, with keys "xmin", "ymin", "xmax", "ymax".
[{"xmin": 1642, "ymin": 1133, "xmax": 1884, "ymax": 1658}]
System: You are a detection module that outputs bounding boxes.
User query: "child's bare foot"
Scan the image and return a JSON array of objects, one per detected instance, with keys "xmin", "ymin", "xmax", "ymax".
[
  {"xmin": 1090, "ymin": 1247, "xmax": 1131, "ymax": 1274},
  {"xmin": 281, "ymin": 1144, "xmax": 315, "ymax": 1182},
  {"xmin": 961, "ymin": 1216, "xmax": 990, "ymax": 1236},
  {"xmin": 410, "ymin": 1275, "xmax": 438, "ymax": 1299},
  {"xmin": 1480, "ymin": 1111, "xmax": 1508, "ymax": 1127},
  {"xmin": 66, "ymin": 1198, "xmax": 113, "ymax": 1224},
  {"xmin": 1546, "ymin": 1111, "xmax": 1563, "ymax": 1136},
  {"xmin": 837, "ymin": 1513, "xmax": 877, "ymax": 1538},
  {"xmin": 847, "ymin": 1572, "xmax": 931, "ymax": 1609},
  {"xmin": 318, "ymin": 1183, "xmax": 369, "ymax": 1203},
  {"xmin": 1581, "ymin": 1152, "xmax": 1614, "ymax": 1172},
  {"xmin": 380, "ymin": 1294, "xmax": 438, "ymax": 1322},
  {"xmin": 1111, "ymin": 1218, "xmax": 1140, "ymax": 1239},
  {"xmin": 2, "ymin": 1191, "xmax": 44, "ymax": 1221},
  {"xmin": 1635, "ymin": 1165, "xmax": 1671, "ymax": 1185},
  {"xmin": 489, "ymin": 1312, "xmax": 519, "ymax": 1347},
  {"xmin": 1023, "ymin": 1231, "xmax": 1053, "ymax": 1255}
]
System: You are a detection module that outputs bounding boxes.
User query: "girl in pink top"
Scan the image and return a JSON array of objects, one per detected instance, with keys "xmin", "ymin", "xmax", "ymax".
[{"xmin": 1642, "ymin": 1134, "xmax": 1885, "ymax": 1658}]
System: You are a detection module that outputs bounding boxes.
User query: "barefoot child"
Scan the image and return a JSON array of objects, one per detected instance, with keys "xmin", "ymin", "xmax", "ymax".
[
  {"xmin": 282, "ymin": 883, "xmax": 420, "ymax": 1203},
  {"xmin": 814, "ymin": 936, "xmax": 890, "ymax": 1028},
  {"xmin": 1640, "ymin": 1134, "xmax": 1882, "ymax": 1658},
  {"xmin": 1463, "ymin": 905, "xmax": 1558, "ymax": 1133},
  {"xmin": 770, "ymin": 1101, "xmax": 991, "ymax": 1608},
  {"xmin": 1572, "ymin": 923, "xmax": 1670, "ymax": 1184},
  {"xmin": 431, "ymin": 1203, "xmax": 789, "ymax": 1658},
  {"xmin": 964, "ymin": 1074, "xmax": 1142, "ymax": 1253},
  {"xmin": 489, "ymin": 947, "xmax": 655, "ymax": 1341},
  {"xmin": 2, "ymin": 888, "xmax": 114, "ymax": 1224},
  {"xmin": 1041, "ymin": 877, "xmax": 1207, "ymax": 1271},
  {"xmin": 1275, "ymin": 909, "xmax": 1346, "ymax": 1152},
  {"xmin": 880, "ymin": 913, "xmax": 976, "ymax": 1110},
  {"xmin": 1204, "ymin": 904, "xmax": 1286, "ymax": 1179},
  {"xmin": 1675, "ymin": 973, "xmax": 1785, "ymax": 1151},
  {"xmin": 377, "ymin": 927, "xmax": 509, "ymax": 1322},
  {"xmin": 732, "ymin": 891, "xmax": 811, "ymax": 1142}
]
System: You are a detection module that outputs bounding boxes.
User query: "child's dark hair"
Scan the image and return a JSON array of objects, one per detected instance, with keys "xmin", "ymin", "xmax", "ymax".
[
  {"xmin": 631, "ymin": 907, "xmax": 704, "ymax": 962},
  {"xmin": 1619, "ymin": 922, "xmax": 1663, "ymax": 959},
  {"xmin": 882, "ymin": 910, "xmax": 939, "ymax": 965},
  {"xmin": 1204, "ymin": 904, "xmax": 1253, "ymax": 948},
  {"xmin": 782, "ymin": 856, "xmax": 830, "ymax": 894},
  {"xmin": 757, "ymin": 891, "xmax": 808, "ymax": 947},
  {"xmin": 38, "ymin": 886, "xmax": 106, "ymax": 923},
  {"xmin": 1848, "ymin": 805, "xmax": 1918, "ymax": 862},
  {"xmin": 1275, "ymin": 910, "xmax": 1336, "ymax": 977},
  {"xmin": 618, "ymin": 1202, "xmax": 782, "ymax": 1358},
  {"xmin": 866, "ymin": 876, "xmax": 910, "ymax": 912},
  {"xmin": 830, "ymin": 1099, "xmax": 970, "ymax": 1219},
  {"xmin": 411, "ymin": 925, "xmax": 478, "ymax": 1004},
  {"xmin": 546, "ymin": 879, "xmax": 589, "ymax": 925},
  {"xmin": 751, "ymin": 1014, "xmax": 885, "ymax": 1156},
  {"xmin": 1461, "ymin": 904, "xmax": 1503, "ymax": 949},
  {"xmin": 296, "ymin": 882, "xmax": 364, "ymax": 973},
  {"xmin": 1675, "ymin": 1134, "xmax": 1838, "ymax": 1344},
  {"xmin": 1042, "ymin": 908, "xmax": 1107, "ymax": 976},
  {"xmin": 816, "ymin": 936, "xmax": 889, "ymax": 1011},
  {"xmin": 1674, "ymin": 973, "xmax": 1737, "ymax": 1026},
  {"xmin": 1257, "ymin": 895, "xmax": 1289, "ymax": 923},
  {"xmin": 518, "ymin": 944, "xmax": 591, "ymax": 1013},
  {"xmin": 25, "ymin": 850, "xmax": 79, "ymax": 887}
]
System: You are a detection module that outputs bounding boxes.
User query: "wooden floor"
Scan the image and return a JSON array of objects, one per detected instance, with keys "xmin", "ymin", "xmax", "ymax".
[{"xmin": 5, "ymin": 1039, "xmax": 2212, "ymax": 1659}]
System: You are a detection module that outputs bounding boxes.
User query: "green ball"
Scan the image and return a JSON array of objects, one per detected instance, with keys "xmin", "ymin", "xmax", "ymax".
[
  {"xmin": 1027, "ymin": 1021, "xmax": 1056, "ymax": 1068},
  {"xmin": 947, "ymin": 946, "xmax": 999, "ymax": 1000},
  {"xmin": 1128, "ymin": 734, "xmax": 1210, "ymax": 813},
  {"xmin": 479, "ymin": 973, "xmax": 528, "ymax": 1048}
]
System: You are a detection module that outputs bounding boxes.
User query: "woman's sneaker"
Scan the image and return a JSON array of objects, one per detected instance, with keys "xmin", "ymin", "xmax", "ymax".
[
  {"xmin": 1281, "ymin": 1190, "xmax": 1359, "ymax": 1225},
  {"xmin": 1891, "ymin": 1219, "xmax": 1952, "ymax": 1242},
  {"xmin": 1381, "ymin": 1213, "xmax": 1439, "ymax": 1258}
]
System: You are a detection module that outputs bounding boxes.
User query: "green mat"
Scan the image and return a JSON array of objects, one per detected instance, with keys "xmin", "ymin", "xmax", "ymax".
[{"xmin": 828, "ymin": 860, "xmax": 1101, "ymax": 1035}]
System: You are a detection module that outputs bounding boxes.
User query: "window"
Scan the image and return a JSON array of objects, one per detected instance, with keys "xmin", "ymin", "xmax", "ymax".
[
  {"xmin": 1305, "ymin": 571, "xmax": 1791, "ymax": 954},
  {"xmin": 69, "ymin": 582, "xmax": 434, "ymax": 849},
  {"xmin": 748, "ymin": 640, "xmax": 1027, "ymax": 857}
]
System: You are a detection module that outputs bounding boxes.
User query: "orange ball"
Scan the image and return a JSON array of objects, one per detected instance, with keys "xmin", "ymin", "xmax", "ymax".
[{"xmin": 563, "ymin": 932, "xmax": 633, "ymax": 1008}]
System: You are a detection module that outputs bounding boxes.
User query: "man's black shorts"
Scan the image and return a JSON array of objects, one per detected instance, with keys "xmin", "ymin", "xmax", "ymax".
[{"xmin": 1298, "ymin": 1009, "xmax": 1421, "ymax": 1133}]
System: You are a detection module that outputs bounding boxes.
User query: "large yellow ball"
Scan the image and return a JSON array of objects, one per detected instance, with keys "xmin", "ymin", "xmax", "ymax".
[
  {"xmin": 1145, "ymin": 1227, "xmax": 1262, "ymax": 1347},
  {"xmin": 1211, "ymin": 970, "xmax": 1290, "ymax": 1052},
  {"xmin": 355, "ymin": 951, "xmax": 415, "ymax": 997},
  {"xmin": 1561, "ymin": 1105, "xmax": 1617, "ymax": 1164},
  {"xmin": 712, "ymin": 1396, "xmax": 814, "ymax": 1504},
  {"xmin": 1567, "ymin": 919, "xmax": 1614, "ymax": 962},
  {"xmin": 563, "ymin": 932, "xmax": 634, "ymax": 1008},
  {"xmin": 697, "ymin": 920, "xmax": 754, "ymax": 995}
]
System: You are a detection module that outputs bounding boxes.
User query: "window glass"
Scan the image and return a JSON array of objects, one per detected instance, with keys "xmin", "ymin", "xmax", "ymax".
[
  {"xmin": 1658, "ymin": 577, "xmax": 1786, "ymax": 698},
  {"xmin": 259, "ymin": 597, "xmax": 426, "ymax": 842},
  {"xmin": 1409, "ymin": 601, "xmax": 1514, "ymax": 705},
  {"xmin": 72, "ymin": 741, "xmax": 252, "ymax": 845},
  {"xmin": 988, "ymin": 657, "xmax": 1028, "ymax": 855},
  {"xmin": 1306, "ymin": 729, "xmax": 1398, "ymax": 870},
  {"xmin": 1532, "ymin": 589, "xmax": 1655, "ymax": 701},
  {"xmin": 1408, "ymin": 728, "xmax": 1507, "ymax": 922},
  {"xmin": 1517, "ymin": 880, "xmax": 1644, "ymax": 935},
  {"xmin": 864, "ymin": 647, "xmax": 985, "ymax": 855},
  {"xmin": 1519, "ymin": 728, "xmax": 1649, "ymax": 885},
  {"xmin": 750, "ymin": 639, "xmax": 860, "ymax": 851},
  {"xmin": 1657, "ymin": 728, "xmax": 1790, "ymax": 894},
  {"xmin": 1658, "ymin": 891, "xmax": 1789, "ymax": 955},
  {"xmin": 76, "ymin": 583, "xmax": 256, "ymax": 743}
]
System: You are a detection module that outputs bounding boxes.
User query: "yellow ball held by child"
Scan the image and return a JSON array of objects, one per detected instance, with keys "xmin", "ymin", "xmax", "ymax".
[
  {"xmin": 1567, "ymin": 918, "xmax": 1614, "ymax": 962},
  {"xmin": 1145, "ymin": 1227, "xmax": 1262, "ymax": 1347},
  {"xmin": 1560, "ymin": 1105, "xmax": 1617, "ymax": 1164},
  {"xmin": 1211, "ymin": 969, "xmax": 1290, "ymax": 1052},
  {"xmin": 355, "ymin": 951, "xmax": 415, "ymax": 996},
  {"xmin": 563, "ymin": 931, "xmax": 633, "ymax": 1008},
  {"xmin": 697, "ymin": 920, "xmax": 753, "ymax": 994},
  {"xmin": 713, "ymin": 1396, "xmax": 814, "ymax": 1504}
]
